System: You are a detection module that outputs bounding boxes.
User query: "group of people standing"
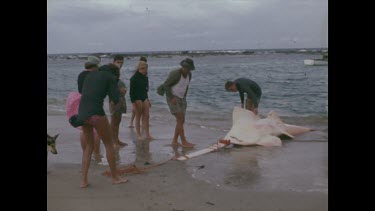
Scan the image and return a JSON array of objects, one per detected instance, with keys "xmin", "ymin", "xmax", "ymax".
[{"xmin": 67, "ymin": 54, "xmax": 262, "ymax": 188}]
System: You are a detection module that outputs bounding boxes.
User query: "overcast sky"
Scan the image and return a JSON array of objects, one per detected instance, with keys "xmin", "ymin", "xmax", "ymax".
[{"xmin": 47, "ymin": 0, "xmax": 328, "ymax": 54}]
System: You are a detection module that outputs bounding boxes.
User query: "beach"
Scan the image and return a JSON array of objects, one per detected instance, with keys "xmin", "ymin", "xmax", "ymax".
[
  {"xmin": 47, "ymin": 114, "xmax": 327, "ymax": 211},
  {"xmin": 48, "ymin": 53, "xmax": 328, "ymax": 210}
]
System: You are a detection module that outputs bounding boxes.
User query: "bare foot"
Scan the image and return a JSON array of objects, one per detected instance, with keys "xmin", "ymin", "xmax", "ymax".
[
  {"xmin": 128, "ymin": 125, "xmax": 134, "ymax": 128},
  {"xmin": 80, "ymin": 182, "xmax": 89, "ymax": 188},
  {"xmin": 116, "ymin": 140, "xmax": 128, "ymax": 147},
  {"xmin": 180, "ymin": 141, "xmax": 195, "ymax": 148},
  {"xmin": 93, "ymin": 154, "xmax": 102, "ymax": 162},
  {"xmin": 171, "ymin": 142, "xmax": 178, "ymax": 147},
  {"xmin": 112, "ymin": 178, "xmax": 128, "ymax": 185},
  {"xmin": 137, "ymin": 135, "xmax": 143, "ymax": 140},
  {"xmin": 145, "ymin": 136, "xmax": 154, "ymax": 140},
  {"xmin": 113, "ymin": 144, "xmax": 120, "ymax": 150}
]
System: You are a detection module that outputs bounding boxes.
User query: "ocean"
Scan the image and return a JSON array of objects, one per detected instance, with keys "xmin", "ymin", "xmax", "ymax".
[{"xmin": 48, "ymin": 52, "xmax": 327, "ymax": 133}]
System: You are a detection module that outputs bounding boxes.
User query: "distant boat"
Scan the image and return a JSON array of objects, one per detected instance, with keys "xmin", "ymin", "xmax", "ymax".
[
  {"xmin": 304, "ymin": 52, "xmax": 328, "ymax": 66},
  {"xmin": 304, "ymin": 59, "xmax": 328, "ymax": 66}
]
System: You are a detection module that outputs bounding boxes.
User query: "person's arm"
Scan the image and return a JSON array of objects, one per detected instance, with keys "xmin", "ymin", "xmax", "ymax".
[
  {"xmin": 183, "ymin": 72, "xmax": 192, "ymax": 99},
  {"xmin": 161, "ymin": 70, "xmax": 179, "ymax": 98},
  {"xmin": 146, "ymin": 78, "xmax": 151, "ymax": 108},
  {"xmin": 244, "ymin": 88, "xmax": 258, "ymax": 108},
  {"xmin": 146, "ymin": 77, "xmax": 149, "ymax": 100},
  {"xmin": 77, "ymin": 73, "xmax": 84, "ymax": 93},
  {"xmin": 238, "ymin": 91, "xmax": 244, "ymax": 108},
  {"xmin": 118, "ymin": 80, "xmax": 126, "ymax": 96},
  {"xmin": 108, "ymin": 76, "xmax": 120, "ymax": 105},
  {"xmin": 120, "ymin": 87, "xmax": 126, "ymax": 96},
  {"xmin": 130, "ymin": 76, "xmax": 136, "ymax": 103}
]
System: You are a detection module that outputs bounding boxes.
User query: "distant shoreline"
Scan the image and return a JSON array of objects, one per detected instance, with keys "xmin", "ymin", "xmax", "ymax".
[{"xmin": 47, "ymin": 48, "xmax": 328, "ymax": 59}]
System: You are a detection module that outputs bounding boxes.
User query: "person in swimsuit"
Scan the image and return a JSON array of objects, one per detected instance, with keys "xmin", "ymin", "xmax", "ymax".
[
  {"xmin": 77, "ymin": 63, "xmax": 128, "ymax": 188},
  {"xmin": 129, "ymin": 56, "xmax": 148, "ymax": 128},
  {"xmin": 130, "ymin": 61, "xmax": 153, "ymax": 140}
]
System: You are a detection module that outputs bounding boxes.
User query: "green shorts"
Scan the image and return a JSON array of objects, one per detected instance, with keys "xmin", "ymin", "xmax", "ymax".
[
  {"xmin": 109, "ymin": 97, "xmax": 127, "ymax": 116},
  {"xmin": 167, "ymin": 96, "xmax": 187, "ymax": 114}
]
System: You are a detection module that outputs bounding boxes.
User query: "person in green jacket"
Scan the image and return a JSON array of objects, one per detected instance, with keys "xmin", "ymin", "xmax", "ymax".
[
  {"xmin": 157, "ymin": 58, "xmax": 196, "ymax": 148},
  {"xmin": 108, "ymin": 55, "xmax": 128, "ymax": 147}
]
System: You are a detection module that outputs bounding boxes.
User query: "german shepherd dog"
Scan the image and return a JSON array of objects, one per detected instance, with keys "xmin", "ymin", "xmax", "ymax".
[{"xmin": 47, "ymin": 133, "xmax": 59, "ymax": 158}]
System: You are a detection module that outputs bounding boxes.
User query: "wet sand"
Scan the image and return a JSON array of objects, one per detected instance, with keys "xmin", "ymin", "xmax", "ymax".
[{"xmin": 47, "ymin": 115, "xmax": 328, "ymax": 211}]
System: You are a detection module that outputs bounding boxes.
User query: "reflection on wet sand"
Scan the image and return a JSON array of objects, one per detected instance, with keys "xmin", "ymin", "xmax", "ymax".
[
  {"xmin": 170, "ymin": 144, "xmax": 195, "ymax": 160},
  {"xmin": 134, "ymin": 139, "xmax": 152, "ymax": 165},
  {"xmin": 224, "ymin": 147, "xmax": 261, "ymax": 188}
]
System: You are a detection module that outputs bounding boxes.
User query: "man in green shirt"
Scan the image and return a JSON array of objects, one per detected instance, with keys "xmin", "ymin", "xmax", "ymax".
[{"xmin": 157, "ymin": 58, "xmax": 196, "ymax": 148}]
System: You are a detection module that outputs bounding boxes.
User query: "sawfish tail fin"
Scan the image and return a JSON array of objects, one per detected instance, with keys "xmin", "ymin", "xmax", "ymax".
[
  {"xmin": 266, "ymin": 110, "xmax": 294, "ymax": 138},
  {"xmin": 284, "ymin": 124, "xmax": 313, "ymax": 136},
  {"xmin": 280, "ymin": 129, "xmax": 294, "ymax": 139}
]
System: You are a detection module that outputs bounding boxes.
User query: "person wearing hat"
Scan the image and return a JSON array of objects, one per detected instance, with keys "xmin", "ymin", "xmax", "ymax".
[
  {"xmin": 225, "ymin": 78, "xmax": 262, "ymax": 115},
  {"xmin": 157, "ymin": 58, "xmax": 196, "ymax": 148},
  {"xmin": 77, "ymin": 63, "xmax": 128, "ymax": 188},
  {"xmin": 76, "ymin": 56, "xmax": 103, "ymax": 162}
]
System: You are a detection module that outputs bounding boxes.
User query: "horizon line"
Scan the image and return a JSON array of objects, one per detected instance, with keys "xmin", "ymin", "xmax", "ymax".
[{"xmin": 47, "ymin": 47, "xmax": 328, "ymax": 55}]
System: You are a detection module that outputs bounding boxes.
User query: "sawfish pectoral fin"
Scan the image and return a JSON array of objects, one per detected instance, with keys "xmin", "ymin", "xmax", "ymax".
[{"xmin": 257, "ymin": 135, "xmax": 282, "ymax": 147}]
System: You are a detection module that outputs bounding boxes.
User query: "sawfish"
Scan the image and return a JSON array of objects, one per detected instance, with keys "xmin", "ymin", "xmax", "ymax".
[{"xmin": 177, "ymin": 107, "xmax": 313, "ymax": 161}]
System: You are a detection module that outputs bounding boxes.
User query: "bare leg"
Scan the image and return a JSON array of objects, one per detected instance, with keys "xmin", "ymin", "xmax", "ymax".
[
  {"xmin": 81, "ymin": 125, "xmax": 95, "ymax": 188},
  {"xmin": 111, "ymin": 113, "xmax": 127, "ymax": 147},
  {"xmin": 171, "ymin": 144, "xmax": 180, "ymax": 159},
  {"xmin": 246, "ymin": 98, "xmax": 255, "ymax": 112},
  {"xmin": 171, "ymin": 113, "xmax": 181, "ymax": 146},
  {"xmin": 134, "ymin": 100, "xmax": 144, "ymax": 140},
  {"xmin": 93, "ymin": 132, "xmax": 102, "ymax": 161},
  {"xmin": 143, "ymin": 100, "xmax": 153, "ymax": 139},
  {"xmin": 80, "ymin": 131, "xmax": 86, "ymax": 152},
  {"xmin": 94, "ymin": 116, "xmax": 128, "ymax": 185},
  {"xmin": 172, "ymin": 112, "xmax": 195, "ymax": 148},
  {"xmin": 81, "ymin": 130, "xmax": 101, "ymax": 162},
  {"xmin": 129, "ymin": 103, "xmax": 136, "ymax": 128}
]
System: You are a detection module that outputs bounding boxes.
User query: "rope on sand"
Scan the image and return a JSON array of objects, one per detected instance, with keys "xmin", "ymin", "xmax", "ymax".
[
  {"xmin": 102, "ymin": 139, "xmax": 231, "ymax": 177},
  {"xmin": 102, "ymin": 157, "xmax": 174, "ymax": 177}
]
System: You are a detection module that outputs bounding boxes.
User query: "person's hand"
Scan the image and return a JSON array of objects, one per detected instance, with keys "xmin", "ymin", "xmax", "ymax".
[
  {"xmin": 253, "ymin": 108, "xmax": 258, "ymax": 115},
  {"xmin": 112, "ymin": 100, "xmax": 122, "ymax": 112},
  {"xmin": 241, "ymin": 103, "xmax": 244, "ymax": 108},
  {"xmin": 171, "ymin": 97, "xmax": 177, "ymax": 105},
  {"xmin": 120, "ymin": 88, "xmax": 126, "ymax": 96}
]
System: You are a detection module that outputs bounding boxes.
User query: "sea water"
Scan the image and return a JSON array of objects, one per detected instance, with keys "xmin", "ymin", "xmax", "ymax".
[{"xmin": 48, "ymin": 53, "xmax": 327, "ymax": 132}]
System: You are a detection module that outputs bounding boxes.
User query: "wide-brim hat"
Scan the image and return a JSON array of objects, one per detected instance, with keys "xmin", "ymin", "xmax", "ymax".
[
  {"xmin": 180, "ymin": 58, "xmax": 195, "ymax": 70},
  {"xmin": 85, "ymin": 56, "xmax": 101, "ymax": 66}
]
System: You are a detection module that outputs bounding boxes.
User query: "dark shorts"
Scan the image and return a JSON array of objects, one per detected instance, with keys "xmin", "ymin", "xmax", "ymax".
[
  {"xmin": 109, "ymin": 97, "xmax": 127, "ymax": 116},
  {"xmin": 84, "ymin": 115, "xmax": 103, "ymax": 127},
  {"xmin": 167, "ymin": 97, "xmax": 187, "ymax": 114},
  {"xmin": 246, "ymin": 97, "xmax": 261, "ymax": 110}
]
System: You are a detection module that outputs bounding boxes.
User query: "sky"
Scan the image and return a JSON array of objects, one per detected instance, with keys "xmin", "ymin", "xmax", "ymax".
[{"xmin": 47, "ymin": 0, "xmax": 328, "ymax": 54}]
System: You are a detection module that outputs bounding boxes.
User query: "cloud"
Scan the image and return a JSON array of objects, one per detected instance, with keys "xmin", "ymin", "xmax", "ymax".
[{"xmin": 47, "ymin": 0, "xmax": 327, "ymax": 54}]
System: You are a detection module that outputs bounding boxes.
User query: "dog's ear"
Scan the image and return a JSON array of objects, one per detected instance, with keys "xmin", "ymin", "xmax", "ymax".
[{"xmin": 53, "ymin": 134, "xmax": 59, "ymax": 140}]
